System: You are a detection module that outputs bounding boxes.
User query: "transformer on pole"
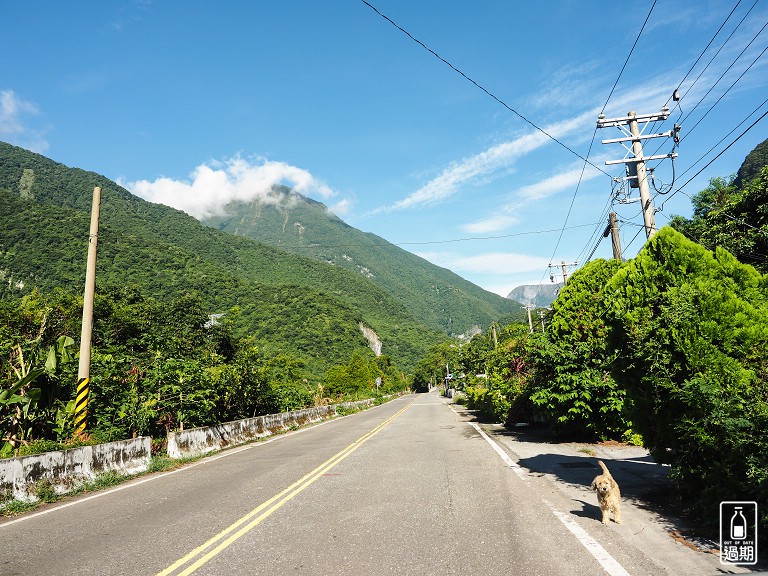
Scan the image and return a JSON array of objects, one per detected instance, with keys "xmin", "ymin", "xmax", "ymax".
[{"xmin": 597, "ymin": 108, "xmax": 678, "ymax": 240}]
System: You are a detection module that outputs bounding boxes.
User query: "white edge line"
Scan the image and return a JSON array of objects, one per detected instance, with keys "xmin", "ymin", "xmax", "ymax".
[
  {"xmin": 547, "ymin": 504, "xmax": 632, "ymax": 576},
  {"xmin": 468, "ymin": 421, "xmax": 631, "ymax": 576},
  {"xmin": 468, "ymin": 421, "xmax": 528, "ymax": 480},
  {"xmin": 0, "ymin": 408, "xmax": 361, "ymax": 529}
]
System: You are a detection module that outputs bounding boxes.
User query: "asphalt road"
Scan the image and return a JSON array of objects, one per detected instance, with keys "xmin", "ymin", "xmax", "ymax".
[{"xmin": 0, "ymin": 393, "xmax": 741, "ymax": 575}]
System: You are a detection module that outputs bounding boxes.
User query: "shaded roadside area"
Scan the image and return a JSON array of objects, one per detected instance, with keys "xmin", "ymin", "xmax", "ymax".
[{"xmin": 449, "ymin": 400, "xmax": 766, "ymax": 574}]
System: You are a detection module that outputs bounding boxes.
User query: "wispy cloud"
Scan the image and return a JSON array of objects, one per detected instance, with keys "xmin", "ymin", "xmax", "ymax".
[
  {"xmin": 125, "ymin": 155, "xmax": 338, "ymax": 220},
  {"xmin": 375, "ymin": 109, "xmax": 599, "ymax": 214},
  {"xmin": 415, "ymin": 250, "xmax": 551, "ymax": 275},
  {"xmin": 0, "ymin": 89, "xmax": 49, "ymax": 153},
  {"xmin": 459, "ymin": 163, "xmax": 604, "ymax": 234},
  {"xmin": 462, "ymin": 214, "xmax": 520, "ymax": 234}
]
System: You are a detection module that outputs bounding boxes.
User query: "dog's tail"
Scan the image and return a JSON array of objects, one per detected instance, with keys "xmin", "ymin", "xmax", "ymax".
[{"xmin": 597, "ymin": 460, "xmax": 612, "ymax": 478}]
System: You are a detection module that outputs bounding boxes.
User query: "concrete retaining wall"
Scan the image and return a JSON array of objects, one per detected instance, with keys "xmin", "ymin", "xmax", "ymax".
[
  {"xmin": 0, "ymin": 436, "xmax": 151, "ymax": 503},
  {"xmin": 167, "ymin": 399, "xmax": 375, "ymax": 458},
  {"xmin": 0, "ymin": 396, "xmax": 386, "ymax": 502}
]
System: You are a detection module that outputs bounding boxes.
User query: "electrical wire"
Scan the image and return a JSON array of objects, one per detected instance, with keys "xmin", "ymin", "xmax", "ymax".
[
  {"xmin": 359, "ymin": 0, "xmax": 612, "ymax": 178},
  {"xmin": 664, "ymin": 94, "xmax": 768, "ymax": 187},
  {"xmin": 678, "ymin": 36, "xmax": 768, "ymax": 145},
  {"xmin": 647, "ymin": 1, "xmax": 759, "ymax": 157},
  {"xmin": 662, "ymin": 0, "xmax": 747, "ymax": 110},
  {"xmin": 676, "ymin": 0, "xmax": 760, "ymax": 114},
  {"xmin": 541, "ymin": 0, "xmax": 658, "ymax": 279},
  {"xmin": 657, "ymin": 105, "xmax": 768, "ymax": 211},
  {"xmin": 264, "ymin": 221, "xmax": 604, "ymax": 250}
]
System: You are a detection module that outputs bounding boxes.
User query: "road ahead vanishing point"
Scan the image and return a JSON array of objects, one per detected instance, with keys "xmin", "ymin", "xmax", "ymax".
[{"xmin": 1, "ymin": 393, "xmax": 740, "ymax": 576}]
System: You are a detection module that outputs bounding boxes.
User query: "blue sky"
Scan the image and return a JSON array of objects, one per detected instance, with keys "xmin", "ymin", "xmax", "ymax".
[{"xmin": 2, "ymin": 1, "xmax": 767, "ymax": 296}]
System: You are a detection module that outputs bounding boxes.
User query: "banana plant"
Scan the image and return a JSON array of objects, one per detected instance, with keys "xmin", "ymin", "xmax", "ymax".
[{"xmin": 1, "ymin": 336, "xmax": 75, "ymax": 457}]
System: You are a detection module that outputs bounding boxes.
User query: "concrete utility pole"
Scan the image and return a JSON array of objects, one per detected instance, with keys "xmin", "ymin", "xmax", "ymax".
[
  {"xmin": 526, "ymin": 306, "xmax": 534, "ymax": 334},
  {"xmin": 75, "ymin": 186, "xmax": 101, "ymax": 434},
  {"xmin": 602, "ymin": 211, "xmax": 623, "ymax": 260},
  {"xmin": 549, "ymin": 260, "xmax": 578, "ymax": 284},
  {"xmin": 597, "ymin": 108, "xmax": 677, "ymax": 240}
]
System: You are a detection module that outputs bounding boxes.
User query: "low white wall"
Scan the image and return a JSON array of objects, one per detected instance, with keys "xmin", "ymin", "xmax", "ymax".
[
  {"xmin": 0, "ymin": 436, "xmax": 151, "ymax": 503},
  {"xmin": 167, "ymin": 399, "xmax": 374, "ymax": 458}
]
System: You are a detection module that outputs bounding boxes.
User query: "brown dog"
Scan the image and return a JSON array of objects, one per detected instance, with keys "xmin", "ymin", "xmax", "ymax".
[{"xmin": 591, "ymin": 460, "xmax": 621, "ymax": 524}]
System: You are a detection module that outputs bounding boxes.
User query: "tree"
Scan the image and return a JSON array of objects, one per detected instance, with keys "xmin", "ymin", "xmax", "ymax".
[
  {"xmin": 527, "ymin": 259, "xmax": 629, "ymax": 439},
  {"xmin": 605, "ymin": 227, "xmax": 768, "ymax": 531},
  {"xmin": 671, "ymin": 168, "xmax": 768, "ymax": 273}
]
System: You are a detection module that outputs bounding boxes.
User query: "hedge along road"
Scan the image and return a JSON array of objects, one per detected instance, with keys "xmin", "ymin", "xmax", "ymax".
[{"xmin": 4, "ymin": 393, "xmax": 634, "ymax": 576}]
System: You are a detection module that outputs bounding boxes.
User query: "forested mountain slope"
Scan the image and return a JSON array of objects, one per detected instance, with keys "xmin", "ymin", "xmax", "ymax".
[
  {"xmin": 203, "ymin": 191, "xmax": 524, "ymax": 334},
  {"xmin": 0, "ymin": 142, "xmax": 439, "ymax": 372}
]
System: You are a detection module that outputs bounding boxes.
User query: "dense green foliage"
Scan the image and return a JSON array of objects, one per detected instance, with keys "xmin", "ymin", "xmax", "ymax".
[
  {"xmin": 428, "ymin": 224, "xmax": 767, "ymax": 540},
  {"xmin": 203, "ymin": 190, "xmax": 525, "ymax": 334},
  {"xmin": 527, "ymin": 259, "xmax": 629, "ymax": 440},
  {"xmin": 671, "ymin": 166, "xmax": 768, "ymax": 273},
  {"xmin": 0, "ymin": 141, "xmax": 452, "ymax": 373},
  {"xmin": 1, "ymin": 284, "xmax": 410, "ymax": 456},
  {"xmin": 734, "ymin": 137, "xmax": 768, "ymax": 189},
  {"xmin": 605, "ymin": 228, "xmax": 768, "ymax": 529}
]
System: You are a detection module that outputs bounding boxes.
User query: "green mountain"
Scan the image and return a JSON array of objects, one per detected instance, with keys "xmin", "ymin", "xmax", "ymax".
[
  {"xmin": 203, "ymin": 190, "xmax": 524, "ymax": 334},
  {"xmin": 0, "ymin": 142, "xmax": 520, "ymax": 374}
]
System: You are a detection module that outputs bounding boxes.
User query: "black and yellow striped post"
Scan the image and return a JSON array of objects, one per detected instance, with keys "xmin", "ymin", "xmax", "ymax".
[
  {"xmin": 74, "ymin": 377, "xmax": 89, "ymax": 433},
  {"xmin": 75, "ymin": 186, "xmax": 101, "ymax": 435}
]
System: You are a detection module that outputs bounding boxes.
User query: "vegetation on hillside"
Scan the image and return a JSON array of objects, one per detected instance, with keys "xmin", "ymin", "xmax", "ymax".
[
  {"xmin": 203, "ymin": 190, "xmax": 525, "ymax": 334},
  {"xmin": 0, "ymin": 141, "xmax": 447, "ymax": 373},
  {"xmin": 0, "ymin": 284, "xmax": 408, "ymax": 458}
]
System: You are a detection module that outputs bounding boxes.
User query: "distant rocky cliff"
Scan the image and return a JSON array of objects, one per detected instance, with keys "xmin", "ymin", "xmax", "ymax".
[{"xmin": 506, "ymin": 283, "xmax": 563, "ymax": 308}]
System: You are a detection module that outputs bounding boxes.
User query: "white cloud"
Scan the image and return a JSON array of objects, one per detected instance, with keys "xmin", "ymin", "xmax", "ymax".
[
  {"xmin": 515, "ymin": 165, "xmax": 603, "ymax": 203},
  {"xmin": 0, "ymin": 89, "xmax": 48, "ymax": 153},
  {"xmin": 126, "ymin": 155, "xmax": 338, "ymax": 219},
  {"xmin": 415, "ymin": 251, "xmax": 551, "ymax": 275},
  {"xmin": 461, "ymin": 214, "xmax": 520, "ymax": 234},
  {"xmin": 377, "ymin": 108, "xmax": 598, "ymax": 214},
  {"xmin": 329, "ymin": 198, "xmax": 352, "ymax": 216},
  {"xmin": 460, "ymin": 163, "xmax": 604, "ymax": 234}
]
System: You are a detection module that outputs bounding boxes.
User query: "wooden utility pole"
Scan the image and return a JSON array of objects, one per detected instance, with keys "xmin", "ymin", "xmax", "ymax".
[
  {"xmin": 549, "ymin": 260, "xmax": 578, "ymax": 284},
  {"xmin": 628, "ymin": 112, "xmax": 656, "ymax": 238},
  {"xmin": 602, "ymin": 211, "xmax": 623, "ymax": 260},
  {"xmin": 75, "ymin": 186, "xmax": 101, "ymax": 434}
]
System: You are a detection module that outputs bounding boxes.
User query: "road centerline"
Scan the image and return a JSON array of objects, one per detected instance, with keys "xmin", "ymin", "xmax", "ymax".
[{"xmin": 156, "ymin": 402, "xmax": 411, "ymax": 576}]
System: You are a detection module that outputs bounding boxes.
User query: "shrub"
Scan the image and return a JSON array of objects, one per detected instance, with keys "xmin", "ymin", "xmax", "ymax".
[{"xmin": 606, "ymin": 228, "xmax": 768, "ymax": 538}]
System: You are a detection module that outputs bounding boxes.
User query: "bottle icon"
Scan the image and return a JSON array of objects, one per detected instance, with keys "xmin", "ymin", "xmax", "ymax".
[{"xmin": 730, "ymin": 507, "xmax": 747, "ymax": 540}]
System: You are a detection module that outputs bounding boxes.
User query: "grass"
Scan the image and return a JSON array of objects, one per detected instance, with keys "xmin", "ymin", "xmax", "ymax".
[{"xmin": 0, "ymin": 454, "xmax": 200, "ymax": 518}]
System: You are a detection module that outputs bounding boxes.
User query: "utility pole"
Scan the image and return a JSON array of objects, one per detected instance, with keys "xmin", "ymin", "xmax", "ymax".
[
  {"xmin": 75, "ymin": 186, "xmax": 101, "ymax": 434},
  {"xmin": 549, "ymin": 260, "xmax": 578, "ymax": 284},
  {"xmin": 538, "ymin": 309, "xmax": 546, "ymax": 333},
  {"xmin": 526, "ymin": 306, "xmax": 534, "ymax": 334},
  {"xmin": 602, "ymin": 212, "xmax": 623, "ymax": 260},
  {"xmin": 597, "ymin": 108, "xmax": 677, "ymax": 240}
]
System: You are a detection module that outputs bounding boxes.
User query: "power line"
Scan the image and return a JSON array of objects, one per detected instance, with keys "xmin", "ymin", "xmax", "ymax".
[
  {"xmin": 665, "ymin": 94, "xmax": 768, "ymax": 186},
  {"xmin": 542, "ymin": 0, "xmax": 658, "ymax": 277},
  {"xmin": 647, "ymin": 0, "xmax": 759, "ymax": 155},
  {"xmin": 675, "ymin": 0, "xmax": 759, "ymax": 111},
  {"xmin": 679, "ymin": 36, "xmax": 768, "ymax": 145},
  {"xmin": 657, "ymin": 104, "xmax": 768, "ymax": 209},
  {"xmin": 661, "ymin": 0, "xmax": 748, "ymax": 111},
  {"xmin": 359, "ymin": 0, "xmax": 612, "ymax": 178},
  {"xmin": 261, "ymin": 222, "xmax": 604, "ymax": 250}
]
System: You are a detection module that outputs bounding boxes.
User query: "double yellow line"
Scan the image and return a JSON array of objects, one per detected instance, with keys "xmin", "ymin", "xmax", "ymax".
[{"xmin": 156, "ymin": 403, "xmax": 411, "ymax": 576}]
